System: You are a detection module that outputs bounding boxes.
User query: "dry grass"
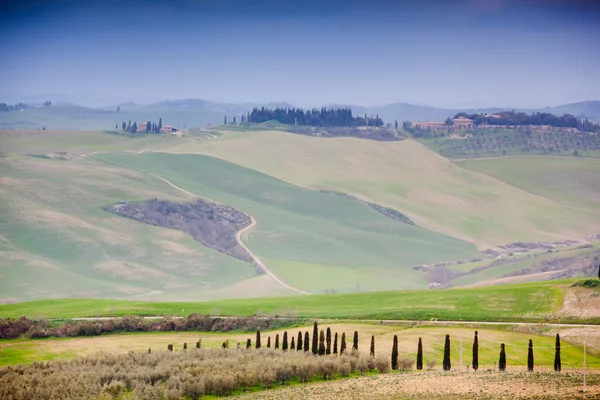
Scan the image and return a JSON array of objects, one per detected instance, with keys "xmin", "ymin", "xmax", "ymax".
[{"xmin": 232, "ymin": 369, "xmax": 600, "ymax": 399}]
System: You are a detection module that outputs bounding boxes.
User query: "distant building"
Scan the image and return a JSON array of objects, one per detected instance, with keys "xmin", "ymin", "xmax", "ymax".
[
  {"xmin": 161, "ymin": 125, "xmax": 178, "ymax": 133},
  {"xmin": 137, "ymin": 121, "xmax": 148, "ymax": 132},
  {"xmin": 413, "ymin": 121, "xmax": 447, "ymax": 131},
  {"xmin": 451, "ymin": 116, "xmax": 474, "ymax": 129}
]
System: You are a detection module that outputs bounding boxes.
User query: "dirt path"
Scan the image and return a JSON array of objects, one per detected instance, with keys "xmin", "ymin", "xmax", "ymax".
[{"xmin": 148, "ymin": 173, "xmax": 311, "ymax": 296}]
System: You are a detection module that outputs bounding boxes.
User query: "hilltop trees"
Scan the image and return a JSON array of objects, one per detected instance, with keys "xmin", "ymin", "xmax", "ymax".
[
  {"xmin": 312, "ymin": 322, "xmax": 319, "ymax": 355},
  {"xmin": 248, "ymin": 106, "xmax": 384, "ymax": 127},
  {"xmin": 120, "ymin": 118, "xmax": 163, "ymax": 133}
]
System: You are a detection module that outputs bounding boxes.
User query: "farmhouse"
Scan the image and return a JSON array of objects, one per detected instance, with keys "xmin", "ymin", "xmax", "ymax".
[
  {"xmin": 451, "ymin": 116, "xmax": 474, "ymax": 129},
  {"xmin": 137, "ymin": 121, "xmax": 148, "ymax": 132},
  {"xmin": 161, "ymin": 125, "xmax": 178, "ymax": 133}
]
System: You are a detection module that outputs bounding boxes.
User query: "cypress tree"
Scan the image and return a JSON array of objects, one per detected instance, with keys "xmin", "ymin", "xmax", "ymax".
[
  {"xmin": 319, "ymin": 330, "xmax": 326, "ymax": 355},
  {"xmin": 183, "ymin": 342, "xmax": 187, "ymax": 351},
  {"xmin": 499, "ymin": 343, "xmax": 506, "ymax": 371},
  {"xmin": 196, "ymin": 339, "xmax": 201, "ymax": 349},
  {"xmin": 122, "ymin": 121, "xmax": 126, "ymax": 130},
  {"xmin": 267, "ymin": 336, "xmax": 271, "ymax": 348},
  {"xmin": 312, "ymin": 322, "xmax": 319, "ymax": 355},
  {"xmin": 304, "ymin": 331, "xmax": 310, "ymax": 352},
  {"xmin": 291, "ymin": 336, "xmax": 295, "ymax": 350},
  {"xmin": 554, "ymin": 334, "xmax": 561, "ymax": 372},
  {"xmin": 333, "ymin": 332, "xmax": 338, "ymax": 354},
  {"xmin": 246, "ymin": 339, "xmax": 251, "ymax": 349},
  {"xmin": 370, "ymin": 335, "xmax": 375, "ymax": 357},
  {"xmin": 326, "ymin": 328, "xmax": 332, "ymax": 355},
  {"xmin": 148, "ymin": 348, "xmax": 151, "ymax": 354},
  {"xmin": 340, "ymin": 333, "xmax": 347, "ymax": 355},
  {"xmin": 158, "ymin": 117, "xmax": 162, "ymax": 132},
  {"xmin": 417, "ymin": 337, "xmax": 423, "ymax": 370},
  {"xmin": 282, "ymin": 331, "xmax": 288, "ymax": 351},
  {"xmin": 391, "ymin": 335, "xmax": 399, "ymax": 370},
  {"xmin": 297, "ymin": 331, "xmax": 303, "ymax": 351},
  {"xmin": 443, "ymin": 334, "xmax": 451, "ymax": 371},
  {"xmin": 527, "ymin": 339, "xmax": 534, "ymax": 372},
  {"xmin": 256, "ymin": 330, "xmax": 261, "ymax": 349},
  {"xmin": 224, "ymin": 116, "xmax": 227, "ymax": 125},
  {"xmin": 221, "ymin": 341, "xmax": 226, "ymax": 349},
  {"xmin": 275, "ymin": 334, "xmax": 280, "ymax": 350},
  {"xmin": 472, "ymin": 331, "xmax": 479, "ymax": 372},
  {"xmin": 353, "ymin": 331, "xmax": 359, "ymax": 351}
]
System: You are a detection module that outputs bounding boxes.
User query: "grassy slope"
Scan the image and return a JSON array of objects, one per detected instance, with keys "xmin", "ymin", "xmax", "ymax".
[
  {"xmin": 163, "ymin": 130, "xmax": 600, "ymax": 248},
  {"xmin": 2, "ymin": 324, "xmax": 598, "ymax": 368},
  {"xmin": 0, "ymin": 280, "xmax": 571, "ymax": 322},
  {"xmin": 93, "ymin": 152, "xmax": 478, "ymax": 293},
  {"xmin": 456, "ymin": 156, "xmax": 600, "ymax": 213}
]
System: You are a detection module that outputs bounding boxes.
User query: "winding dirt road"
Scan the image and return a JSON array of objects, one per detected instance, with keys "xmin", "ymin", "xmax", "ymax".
[{"xmin": 149, "ymin": 173, "xmax": 310, "ymax": 296}]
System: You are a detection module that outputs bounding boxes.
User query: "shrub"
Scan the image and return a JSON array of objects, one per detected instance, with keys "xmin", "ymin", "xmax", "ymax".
[
  {"xmin": 398, "ymin": 357, "xmax": 414, "ymax": 371},
  {"xmin": 182, "ymin": 377, "xmax": 205, "ymax": 400},
  {"xmin": 426, "ymin": 360, "xmax": 436, "ymax": 370},
  {"xmin": 375, "ymin": 356, "xmax": 390, "ymax": 373},
  {"xmin": 258, "ymin": 369, "xmax": 276, "ymax": 388}
]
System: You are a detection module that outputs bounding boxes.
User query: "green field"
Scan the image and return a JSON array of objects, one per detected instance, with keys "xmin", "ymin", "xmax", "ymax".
[
  {"xmin": 457, "ymin": 156, "xmax": 600, "ymax": 213},
  {"xmin": 0, "ymin": 280, "xmax": 576, "ymax": 322},
  {"xmin": 93, "ymin": 152, "xmax": 478, "ymax": 293},
  {"xmin": 165, "ymin": 129, "xmax": 600, "ymax": 248}
]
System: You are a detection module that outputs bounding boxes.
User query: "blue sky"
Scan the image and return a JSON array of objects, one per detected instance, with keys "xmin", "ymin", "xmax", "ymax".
[{"xmin": 1, "ymin": 0, "xmax": 599, "ymax": 108}]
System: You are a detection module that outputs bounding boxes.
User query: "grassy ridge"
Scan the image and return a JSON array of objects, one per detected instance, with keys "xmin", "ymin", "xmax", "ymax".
[
  {"xmin": 164, "ymin": 130, "xmax": 600, "ymax": 247},
  {"xmin": 94, "ymin": 152, "xmax": 478, "ymax": 293},
  {"xmin": 0, "ymin": 281, "xmax": 572, "ymax": 322}
]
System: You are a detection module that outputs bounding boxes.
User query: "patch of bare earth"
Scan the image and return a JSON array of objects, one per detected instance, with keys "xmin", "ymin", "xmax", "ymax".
[
  {"xmin": 93, "ymin": 261, "xmax": 168, "ymax": 280},
  {"xmin": 559, "ymin": 287, "xmax": 600, "ymax": 319},
  {"xmin": 232, "ymin": 371, "xmax": 599, "ymax": 400}
]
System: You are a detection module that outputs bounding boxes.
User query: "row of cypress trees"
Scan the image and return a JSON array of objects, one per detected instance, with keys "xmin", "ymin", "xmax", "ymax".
[{"xmin": 246, "ymin": 326, "xmax": 563, "ymax": 372}]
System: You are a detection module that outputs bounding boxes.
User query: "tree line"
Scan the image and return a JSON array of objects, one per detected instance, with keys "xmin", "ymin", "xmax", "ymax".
[
  {"xmin": 118, "ymin": 118, "xmax": 163, "ymax": 134},
  {"xmin": 453, "ymin": 110, "xmax": 600, "ymax": 132},
  {"xmin": 0, "ymin": 102, "xmax": 29, "ymax": 112},
  {"xmin": 248, "ymin": 107, "xmax": 384, "ymax": 127}
]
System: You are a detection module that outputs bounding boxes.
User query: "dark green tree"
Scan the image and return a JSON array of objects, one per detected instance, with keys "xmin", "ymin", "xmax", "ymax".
[
  {"xmin": 122, "ymin": 121, "xmax": 126, "ymax": 130},
  {"xmin": 597, "ymin": 263, "xmax": 600, "ymax": 279},
  {"xmin": 370, "ymin": 335, "xmax": 375, "ymax": 357},
  {"xmin": 340, "ymin": 332, "xmax": 347, "ymax": 355},
  {"xmin": 256, "ymin": 330, "xmax": 261, "ymax": 349},
  {"xmin": 499, "ymin": 343, "xmax": 506, "ymax": 371},
  {"xmin": 472, "ymin": 331, "xmax": 479, "ymax": 372},
  {"xmin": 333, "ymin": 332, "xmax": 338, "ymax": 354},
  {"xmin": 115, "ymin": 124, "xmax": 118, "ymax": 129},
  {"xmin": 304, "ymin": 331, "xmax": 310, "ymax": 353},
  {"xmin": 131, "ymin": 122, "xmax": 137, "ymax": 133},
  {"xmin": 416, "ymin": 337, "xmax": 423, "ymax": 370},
  {"xmin": 443, "ymin": 334, "xmax": 451, "ymax": 371},
  {"xmin": 183, "ymin": 342, "xmax": 187, "ymax": 351},
  {"xmin": 527, "ymin": 339, "xmax": 534, "ymax": 372},
  {"xmin": 246, "ymin": 339, "xmax": 251, "ymax": 349},
  {"xmin": 391, "ymin": 335, "xmax": 399, "ymax": 370},
  {"xmin": 282, "ymin": 331, "xmax": 288, "ymax": 351},
  {"xmin": 353, "ymin": 331, "xmax": 359, "ymax": 351},
  {"xmin": 554, "ymin": 334, "xmax": 561, "ymax": 372},
  {"xmin": 319, "ymin": 330, "xmax": 326, "ymax": 355},
  {"xmin": 196, "ymin": 339, "xmax": 201, "ymax": 349},
  {"xmin": 275, "ymin": 334, "xmax": 279, "ymax": 349},
  {"xmin": 158, "ymin": 118, "xmax": 162, "ymax": 132},
  {"xmin": 224, "ymin": 116, "xmax": 227, "ymax": 125},
  {"xmin": 326, "ymin": 328, "xmax": 332, "ymax": 355},
  {"xmin": 291, "ymin": 336, "xmax": 295, "ymax": 350},
  {"xmin": 395, "ymin": 120, "xmax": 399, "ymax": 129},
  {"xmin": 312, "ymin": 322, "xmax": 319, "ymax": 355},
  {"xmin": 297, "ymin": 331, "xmax": 303, "ymax": 351},
  {"xmin": 267, "ymin": 336, "xmax": 271, "ymax": 348},
  {"xmin": 445, "ymin": 117, "xmax": 454, "ymax": 126},
  {"xmin": 146, "ymin": 120, "xmax": 151, "ymax": 133}
]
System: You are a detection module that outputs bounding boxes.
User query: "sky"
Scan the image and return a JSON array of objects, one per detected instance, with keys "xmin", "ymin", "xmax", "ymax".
[{"xmin": 1, "ymin": 0, "xmax": 599, "ymax": 108}]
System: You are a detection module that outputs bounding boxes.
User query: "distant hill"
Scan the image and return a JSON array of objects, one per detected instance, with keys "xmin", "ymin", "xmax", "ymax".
[{"xmin": 1, "ymin": 99, "xmax": 598, "ymax": 130}]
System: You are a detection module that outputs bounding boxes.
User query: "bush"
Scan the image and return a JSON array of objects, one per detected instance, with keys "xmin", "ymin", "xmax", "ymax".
[
  {"xmin": 398, "ymin": 357, "xmax": 414, "ymax": 371},
  {"xmin": 375, "ymin": 356, "xmax": 390, "ymax": 373}
]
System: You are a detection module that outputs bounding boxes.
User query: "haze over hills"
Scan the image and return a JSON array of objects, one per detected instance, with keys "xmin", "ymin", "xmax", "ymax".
[{"xmin": 1, "ymin": 99, "xmax": 599, "ymax": 130}]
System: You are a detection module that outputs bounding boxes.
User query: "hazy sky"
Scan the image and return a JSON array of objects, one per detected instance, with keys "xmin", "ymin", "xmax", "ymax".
[{"xmin": 1, "ymin": 0, "xmax": 599, "ymax": 108}]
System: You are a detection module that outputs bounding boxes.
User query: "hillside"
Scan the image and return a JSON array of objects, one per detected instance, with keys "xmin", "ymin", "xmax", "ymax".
[
  {"xmin": 2, "ymin": 100, "xmax": 599, "ymax": 130},
  {"xmin": 164, "ymin": 129, "xmax": 600, "ymax": 248}
]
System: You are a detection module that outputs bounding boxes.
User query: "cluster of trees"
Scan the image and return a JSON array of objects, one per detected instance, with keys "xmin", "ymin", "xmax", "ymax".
[
  {"xmin": 0, "ymin": 315, "xmax": 299, "ymax": 339},
  {"xmin": 452, "ymin": 111, "xmax": 600, "ymax": 133},
  {"xmin": 119, "ymin": 118, "xmax": 163, "ymax": 134},
  {"xmin": 0, "ymin": 102, "xmax": 28, "ymax": 112},
  {"xmin": 105, "ymin": 199, "xmax": 253, "ymax": 262},
  {"xmin": 43, "ymin": 100, "xmax": 52, "ymax": 106},
  {"xmin": 247, "ymin": 107, "xmax": 384, "ymax": 127}
]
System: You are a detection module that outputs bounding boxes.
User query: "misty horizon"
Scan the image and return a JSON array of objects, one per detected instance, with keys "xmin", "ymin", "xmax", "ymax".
[{"xmin": 2, "ymin": 0, "xmax": 599, "ymax": 109}]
